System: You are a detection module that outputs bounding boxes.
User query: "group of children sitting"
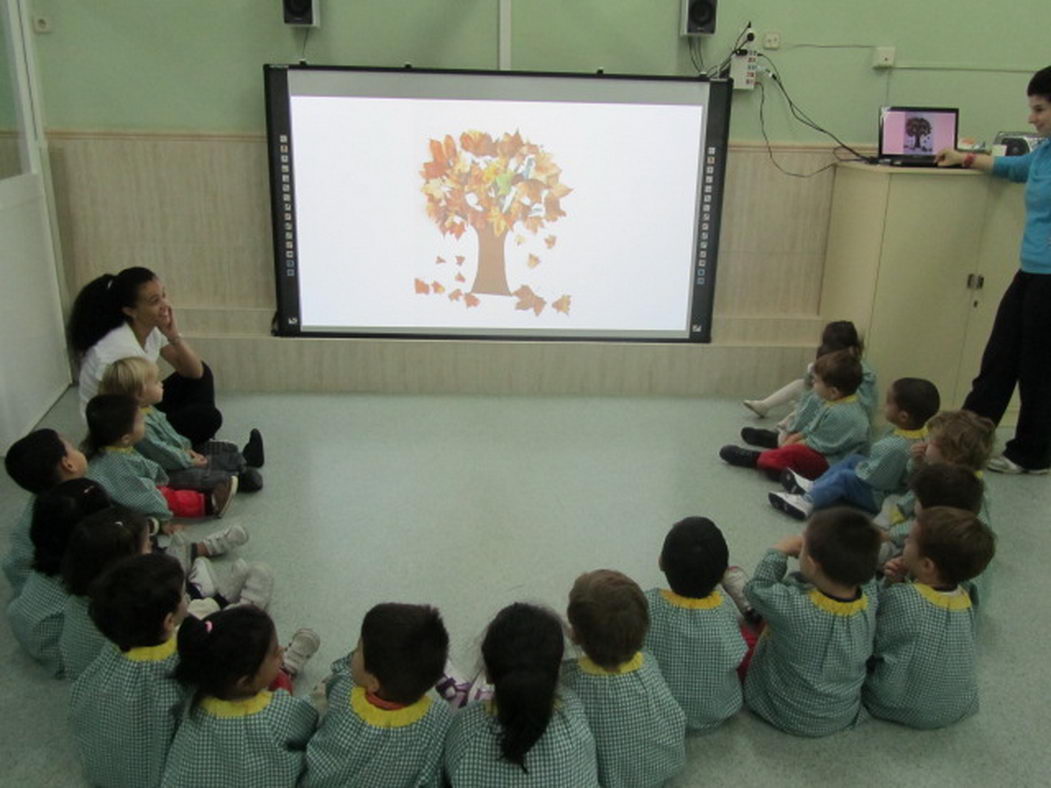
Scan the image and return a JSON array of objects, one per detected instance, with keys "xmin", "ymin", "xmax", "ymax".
[{"xmin": 1, "ymin": 320, "xmax": 998, "ymax": 787}]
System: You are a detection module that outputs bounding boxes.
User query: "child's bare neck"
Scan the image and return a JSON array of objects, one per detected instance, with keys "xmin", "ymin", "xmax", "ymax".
[{"xmin": 813, "ymin": 577, "xmax": 859, "ymax": 600}]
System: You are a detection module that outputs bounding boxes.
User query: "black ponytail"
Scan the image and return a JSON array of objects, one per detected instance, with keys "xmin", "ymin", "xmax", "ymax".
[
  {"xmin": 481, "ymin": 603, "xmax": 564, "ymax": 772},
  {"xmin": 820, "ymin": 320, "xmax": 864, "ymax": 357},
  {"xmin": 173, "ymin": 606, "xmax": 275, "ymax": 703},
  {"xmin": 68, "ymin": 267, "xmax": 157, "ymax": 358},
  {"xmin": 62, "ymin": 506, "xmax": 148, "ymax": 596}
]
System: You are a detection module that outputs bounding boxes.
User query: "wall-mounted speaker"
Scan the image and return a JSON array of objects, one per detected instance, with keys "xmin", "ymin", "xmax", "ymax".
[
  {"xmin": 681, "ymin": 0, "xmax": 717, "ymax": 36},
  {"xmin": 284, "ymin": 0, "xmax": 320, "ymax": 28}
]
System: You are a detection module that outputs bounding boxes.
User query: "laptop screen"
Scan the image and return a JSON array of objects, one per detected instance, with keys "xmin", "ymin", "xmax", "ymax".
[{"xmin": 879, "ymin": 107, "xmax": 958, "ymax": 160}]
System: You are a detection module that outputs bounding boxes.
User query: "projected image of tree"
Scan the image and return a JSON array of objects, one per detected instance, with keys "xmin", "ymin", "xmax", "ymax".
[
  {"xmin": 418, "ymin": 130, "xmax": 573, "ymax": 316},
  {"xmin": 904, "ymin": 116, "xmax": 933, "ymax": 153}
]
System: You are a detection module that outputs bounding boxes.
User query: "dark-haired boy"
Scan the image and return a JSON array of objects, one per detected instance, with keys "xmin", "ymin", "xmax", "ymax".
[
  {"xmin": 771, "ymin": 378, "xmax": 941, "ymax": 519},
  {"xmin": 744, "ymin": 508, "xmax": 881, "ymax": 737},
  {"xmin": 3, "ymin": 429, "xmax": 88, "ymax": 595},
  {"xmin": 562, "ymin": 570, "xmax": 685, "ymax": 788},
  {"xmin": 864, "ymin": 507, "xmax": 995, "ymax": 728},
  {"xmin": 303, "ymin": 603, "xmax": 453, "ymax": 788},
  {"xmin": 643, "ymin": 517, "xmax": 747, "ymax": 733}
]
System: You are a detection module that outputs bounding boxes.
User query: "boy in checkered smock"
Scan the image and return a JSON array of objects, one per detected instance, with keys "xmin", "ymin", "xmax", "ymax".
[
  {"xmin": 3, "ymin": 429, "xmax": 89, "ymax": 596},
  {"xmin": 865, "ymin": 506, "xmax": 995, "ymax": 728},
  {"xmin": 771, "ymin": 378, "xmax": 941, "ymax": 520},
  {"xmin": 444, "ymin": 603, "xmax": 599, "ymax": 788},
  {"xmin": 743, "ymin": 508, "xmax": 881, "ymax": 737},
  {"xmin": 643, "ymin": 517, "xmax": 747, "ymax": 732},
  {"xmin": 562, "ymin": 570, "xmax": 686, "ymax": 788},
  {"xmin": 303, "ymin": 603, "xmax": 452, "ymax": 788},
  {"xmin": 70, "ymin": 553, "xmax": 190, "ymax": 787},
  {"xmin": 162, "ymin": 605, "xmax": 319, "ymax": 788}
]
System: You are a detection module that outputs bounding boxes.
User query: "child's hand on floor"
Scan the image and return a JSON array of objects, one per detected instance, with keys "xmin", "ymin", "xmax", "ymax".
[{"xmin": 773, "ymin": 534, "xmax": 804, "ymax": 557}]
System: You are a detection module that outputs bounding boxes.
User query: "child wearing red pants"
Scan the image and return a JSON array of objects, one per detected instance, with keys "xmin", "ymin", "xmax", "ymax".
[{"xmin": 720, "ymin": 350, "xmax": 869, "ymax": 480}]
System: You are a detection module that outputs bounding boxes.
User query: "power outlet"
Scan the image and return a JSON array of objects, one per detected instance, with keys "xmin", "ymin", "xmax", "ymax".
[
  {"xmin": 729, "ymin": 48, "xmax": 758, "ymax": 90},
  {"xmin": 872, "ymin": 46, "xmax": 895, "ymax": 69},
  {"xmin": 762, "ymin": 31, "xmax": 781, "ymax": 50}
]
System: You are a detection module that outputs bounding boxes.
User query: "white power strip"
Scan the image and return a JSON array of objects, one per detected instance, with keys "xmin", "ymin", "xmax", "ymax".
[{"xmin": 729, "ymin": 48, "xmax": 758, "ymax": 90}]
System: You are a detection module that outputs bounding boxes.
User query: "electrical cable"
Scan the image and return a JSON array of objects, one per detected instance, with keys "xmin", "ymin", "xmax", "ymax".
[
  {"xmin": 300, "ymin": 27, "xmax": 311, "ymax": 63},
  {"xmin": 706, "ymin": 21, "xmax": 753, "ymax": 78},
  {"xmin": 688, "ymin": 36, "xmax": 704, "ymax": 74}
]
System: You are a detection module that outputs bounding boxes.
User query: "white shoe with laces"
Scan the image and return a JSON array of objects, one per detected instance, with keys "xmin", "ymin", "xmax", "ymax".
[
  {"xmin": 283, "ymin": 629, "xmax": 321, "ymax": 677},
  {"xmin": 742, "ymin": 400, "xmax": 769, "ymax": 418},
  {"xmin": 200, "ymin": 524, "xmax": 249, "ymax": 557},
  {"xmin": 987, "ymin": 455, "xmax": 1050, "ymax": 475}
]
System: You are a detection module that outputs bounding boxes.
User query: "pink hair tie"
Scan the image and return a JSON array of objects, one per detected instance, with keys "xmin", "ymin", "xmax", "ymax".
[{"xmin": 204, "ymin": 621, "xmax": 213, "ymax": 634}]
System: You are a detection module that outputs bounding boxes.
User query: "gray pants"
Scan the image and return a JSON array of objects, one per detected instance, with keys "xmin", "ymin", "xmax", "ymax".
[{"xmin": 165, "ymin": 441, "xmax": 245, "ymax": 492}]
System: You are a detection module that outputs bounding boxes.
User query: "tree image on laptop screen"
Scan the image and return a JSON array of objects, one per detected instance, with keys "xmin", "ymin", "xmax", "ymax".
[
  {"xmin": 904, "ymin": 114, "xmax": 934, "ymax": 154},
  {"xmin": 418, "ymin": 130, "xmax": 573, "ymax": 316}
]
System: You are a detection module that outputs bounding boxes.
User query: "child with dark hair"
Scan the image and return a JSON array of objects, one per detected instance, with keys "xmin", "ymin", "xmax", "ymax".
[
  {"xmin": 772, "ymin": 378, "xmax": 941, "ymax": 519},
  {"xmin": 865, "ymin": 507, "xmax": 996, "ymax": 728},
  {"xmin": 882, "ymin": 464, "xmax": 984, "ymax": 561},
  {"xmin": 444, "ymin": 603, "xmax": 598, "ymax": 787},
  {"xmin": 304, "ymin": 603, "xmax": 453, "ymax": 787},
  {"xmin": 59, "ymin": 506, "xmax": 150, "ymax": 680},
  {"xmin": 6, "ymin": 479, "xmax": 110, "ymax": 676},
  {"xmin": 162, "ymin": 606, "xmax": 319, "ymax": 788},
  {"xmin": 3, "ymin": 428, "xmax": 88, "ymax": 595},
  {"xmin": 743, "ymin": 508, "xmax": 881, "ymax": 737},
  {"xmin": 562, "ymin": 570, "xmax": 685, "ymax": 787},
  {"xmin": 643, "ymin": 517, "xmax": 747, "ymax": 732},
  {"xmin": 69, "ymin": 552, "xmax": 189, "ymax": 787},
  {"xmin": 723, "ymin": 349, "xmax": 870, "ymax": 480}
]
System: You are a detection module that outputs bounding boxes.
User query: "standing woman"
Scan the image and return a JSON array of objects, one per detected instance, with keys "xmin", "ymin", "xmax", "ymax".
[
  {"xmin": 68, "ymin": 267, "xmax": 223, "ymax": 446},
  {"xmin": 936, "ymin": 66, "xmax": 1051, "ymax": 474}
]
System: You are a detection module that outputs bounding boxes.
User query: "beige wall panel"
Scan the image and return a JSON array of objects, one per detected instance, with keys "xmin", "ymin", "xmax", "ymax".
[{"xmin": 713, "ymin": 251, "xmax": 825, "ymax": 317}]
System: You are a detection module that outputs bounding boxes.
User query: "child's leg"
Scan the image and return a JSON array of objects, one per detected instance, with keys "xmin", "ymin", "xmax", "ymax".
[
  {"xmin": 756, "ymin": 444, "xmax": 829, "ymax": 479},
  {"xmin": 165, "ymin": 466, "xmax": 234, "ymax": 493},
  {"xmin": 744, "ymin": 379, "xmax": 806, "ymax": 418},
  {"xmin": 196, "ymin": 441, "xmax": 247, "ymax": 474},
  {"xmin": 159, "ymin": 486, "xmax": 207, "ymax": 518},
  {"xmin": 736, "ymin": 621, "xmax": 766, "ymax": 681},
  {"xmin": 809, "ymin": 468, "xmax": 879, "ymax": 513}
]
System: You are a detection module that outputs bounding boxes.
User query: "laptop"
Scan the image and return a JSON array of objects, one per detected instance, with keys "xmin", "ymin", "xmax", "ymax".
[{"xmin": 877, "ymin": 106, "xmax": 959, "ymax": 166}]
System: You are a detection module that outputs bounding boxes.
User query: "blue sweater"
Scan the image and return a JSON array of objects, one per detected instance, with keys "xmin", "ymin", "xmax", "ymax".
[{"xmin": 993, "ymin": 140, "xmax": 1051, "ymax": 274}]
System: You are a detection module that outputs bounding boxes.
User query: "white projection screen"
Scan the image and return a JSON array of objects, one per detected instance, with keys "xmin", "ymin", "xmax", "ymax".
[{"xmin": 265, "ymin": 65, "xmax": 731, "ymax": 342}]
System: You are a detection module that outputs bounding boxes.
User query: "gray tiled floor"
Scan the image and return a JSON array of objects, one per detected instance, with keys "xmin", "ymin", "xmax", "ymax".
[{"xmin": 2, "ymin": 388, "xmax": 1049, "ymax": 786}]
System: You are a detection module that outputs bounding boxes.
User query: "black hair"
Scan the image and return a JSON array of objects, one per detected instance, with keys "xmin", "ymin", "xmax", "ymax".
[
  {"xmin": 90, "ymin": 552, "xmax": 184, "ymax": 651},
  {"xmin": 890, "ymin": 378, "xmax": 941, "ymax": 430},
  {"xmin": 83, "ymin": 394, "xmax": 140, "ymax": 458},
  {"xmin": 174, "ymin": 606, "xmax": 276, "ymax": 703},
  {"xmin": 361, "ymin": 603, "xmax": 449, "ymax": 705},
  {"xmin": 481, "ymin": 603, "xmax": 565, "ymax": 773},
  {"xmin": 5, "ymin": 429, "xmax": 69, "ymax": 494},
  {"xmin": 914, "ymin": 506, "xmax": 996, "ymax": 586},
  {"xmin": 30, "ymin": 478, "xmax": 112, "ymax": 576},
  {"xmin": 1028, "ymin": 66, "xmax": 1051, "ymax": 100},
  {"xmin": 805, "ymin": 507, "xmax": 881, "ymax": 586},
  {"xmin": 62, "ymin": 506, "xmax": 148, "ymax": 596},
  {"xmin": 820, "ymin": 320, "xmax": 863, "ymax": 356},
  {"xmin": 68, "ymin": 267, "xmax": 157, "ymax": 358},
  {"xmin": 812, "ymin": 349, "xmax": 863, "ymax": 396},
  {"xmin": 909, "ymin": 464, "xmax": 984, "ymax": 514},
  {"xmin": 659, "ymin": 516, "xmax": 729, "ymax": 598}
]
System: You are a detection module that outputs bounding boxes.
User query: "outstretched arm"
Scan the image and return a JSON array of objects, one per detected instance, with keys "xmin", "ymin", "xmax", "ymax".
[{"xmin": 935, "ymin": 148, "xmax": 993, "ymax": 172}]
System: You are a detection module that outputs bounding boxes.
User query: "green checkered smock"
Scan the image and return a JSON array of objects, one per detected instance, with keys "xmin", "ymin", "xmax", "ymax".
[
  {"xmin": 803, "ymin": 396, "xmax": 871, "ymax": 465},
  {"xmin": 744, "ymin": 550, "xmax": 878, "ymax": 737},
  {"xmin": 161, "ymin": 689, "xmax": 318, "ymax": 788},
  {"xmin": 303, "ymin": 670, "xmax": 452, "ymax": 788},
  {"xmin": 643, "ymin": 588, "xmax": 746, "ymax": 732},
  {"xmin": 863, "ymin": 581, "xmax": 978, "ymax": 729},
  {"xmin": 443, "ymin": 691, "xmax": 599, "ymax": 788},
  {"xmin": 2, "ymin": 498, "xmax": 34, "ymax": 596},
  {"xmin": 70, "ymin": 637, "xmax": 187, "ymax": 788},
  {"xmin": 87, "ymin": 447, "xmax": 172, "ymax": 520},
  {"xmin": 138, "ymin": 407, "xmax": 193, "ymax": 471},
  {"xmin": 858, "ymin": 361, "xmax": 878, "ymax": 418},
  {"xmin": 855, "ymin": 427, "xmax": 928, "ymax": 508},
  {"xmin": 788, "ymin": 389, "xmax": 822, "ymax": 434},
  {"xmin": 560, "ymin": 652, "xmax": 686, "ymax": 788},
  {"xmin": 60, "ymin": 594, "xmax": 106, "ymax": 681},
  {"xmin": 6, "ymin": 570, "xmax": 66, "ymax": 677}
]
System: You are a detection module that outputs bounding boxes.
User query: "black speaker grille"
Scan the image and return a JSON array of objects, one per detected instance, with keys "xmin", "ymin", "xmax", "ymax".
[{"xmin": 689, "ymin": 1, "xmax": 715, "ymax": 27}]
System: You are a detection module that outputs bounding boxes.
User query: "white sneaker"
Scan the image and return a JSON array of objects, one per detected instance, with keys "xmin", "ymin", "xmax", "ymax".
[
  {"xmin": 769, "ymin": 491, "xmax": 812, "ymax": 520},
  {"xmin": 987, "ymin": 455, "xmax": 1050, "ymax": 475},
  {"xmin": 215, "ymin": 558, "xmax": 251, "ymax": 603},
  {"xmin": 210, "ymin": 475, "xmax": 238, "ymax": 518},
  {"xmin": 743, "ymin": 399, "xmax": 769, "ymax": 418},
  {"xmin": 187, "ymin": 597, "xmax": 221, "ymax": 619},
  {"xmin": 200, "ymin": 524, "xmax": 249, "ymax": 557},
  {"xmin": 231, "ymin": 562, "xmax": 274, "ymax": 610},
  {"xmin": 781, "ymin": 469, "xmax": 814, "ymax": 494},
  {"xmin": 188, "ymin": 556, "xmax": 218, "ymax": 598},
  {"xmin": 283, "ymin": 628, "xmax": 321, "ymax": 677},
  {"xmin": 720, "ymin": 566, "xmax": 751, "ymax": 617}
]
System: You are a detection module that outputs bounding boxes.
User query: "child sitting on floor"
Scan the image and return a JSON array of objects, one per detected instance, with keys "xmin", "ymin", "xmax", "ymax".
[
  {"xmin": 304, "ymin": 603, "xmax": 453, "ymax": 788},
  {"xmin": 163, "ymin": 606, "xmax": 320, "ymax": 788},
  {"xmin": 770, "ymin": 377, "xmax": 941, "ymax": 519},
  {"xmin": 722, "ymin": 350, "xmax": 869, "ymax": 480},
  {"xmin": 3, "ymin": 429, "xmax": 88, "ymax": 596},
  {"xmin": 562, "ymin": 570, "xmax": 686, "ymax": 788},
  {"xmin": 743, "ymin": 508, "xmax": 881, "ymax": 737},
  {"xmin": 101, "ymin": 356, "xmax": 263, "ymax": 493},
  {"xmin": 864, "ymin": 506, "xmax": 995, "ymax": 728},
  {"xmin": 643, "ymin": 517, "xmax": 747, "ymax": 733},
  {"xmin": 443, "ymin": 602, "xmax": 599, "ymax": 787}
]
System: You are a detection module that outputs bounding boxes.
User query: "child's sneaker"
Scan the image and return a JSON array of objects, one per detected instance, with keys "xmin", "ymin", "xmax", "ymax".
[
  {"xmin": 283, "ymin": 628, "xmax": 321, "ymax": 677},
  {"xmin": 200, "ymin": 524, "xmax": 249, "ymax": 557},
  {"xmin": 740, "ymin": 427, "xmax": 780, "ymax": 449},
  {"xmin": 187, "ymin": 597, "xmax": 221, "ymax": 619},
  {"xmin": 243, "ymin": 428, "xmax": 265, "ymax": 468},
  {"xmin": 742, "ymin": 399, "xmax": 769, "ymax": 418},
  {"xmin": 215, "ymin": 558, "xmax": 251, "ymax": 603},
  {"xmin": 768, "ymin": 491, "xmax": 812, "ymax": 520},
  {"xmin": 719, "ymin": 445, "xmax": 761, "ymax": 468},
  {"xmin": 232, "ymin": 562, "xmax": 274, "ymax": 610},
  {"xmin": 721, "ymin": 566, "xmax": 761, "ymax": 626},
  {"xmin": 780, "ymin": 468, "xmax": 814, "ymax": 494},
  {"xmin": 210, "ymin": 476, "xmax": 238, "ymax": 518},
  {"xmin": 188, "ymin": 556, "xmax": 218, "ymax": 598}
]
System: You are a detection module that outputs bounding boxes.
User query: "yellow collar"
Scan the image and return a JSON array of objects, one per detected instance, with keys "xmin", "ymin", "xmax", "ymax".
[
  {"xmin": 893, "ymin": 426, "xmax": 929, "ymax": 440},
  {"xmin": 974, "ymin": 470, "xmax": 984, "ymax": 480},
  {"xmin": 124, "ymin": 635, "xmax": 177, "ymax": 662},
  {"xmin": 660, "ymin": 589, "xmax": 724, "ymax": 610},
  {"xmin": 578, "ymin": 652, "xmax": 644, "ymax": 676},
  {"xmin": 141, "ymin": 406, "xmax": 155, "ymax": 414},
  {"xmin": 200, "ymin": 690, "xmax": 273, "ymax": 718},
  {"xmin": 102, "ymin": 445, "xmax": 136, "ymax": 454},
  {"xmin": 350, "ymin": 686, "xmax": 431, "ymax": 728},
  {"xmin": 914, "ymin": 582, "xmax": 972, "ymax": 611},
  {"xmin": 807, "ymin": 588, "xmax": 868, "ymax": 616},
  {"xmin": 829, "ymin": 395, "xmax": 859, "ymax": 406}
]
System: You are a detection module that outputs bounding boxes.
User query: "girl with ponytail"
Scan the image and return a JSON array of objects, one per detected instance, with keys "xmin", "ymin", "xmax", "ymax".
[{"xmin": 443, "ymin": 603, "xmax": 599, "ymax": 787}]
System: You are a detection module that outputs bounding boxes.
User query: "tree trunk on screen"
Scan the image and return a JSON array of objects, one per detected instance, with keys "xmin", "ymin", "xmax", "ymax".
[{"xmin": 471, "ymin": 226, "xmax": 511, "ymax": 296}]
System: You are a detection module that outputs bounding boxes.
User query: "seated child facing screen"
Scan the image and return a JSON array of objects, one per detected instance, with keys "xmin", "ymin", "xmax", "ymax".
[
  {"xmin": 561, "ymin": 570, "xmax": 686, "ymax": 788},
  {"xmin": 864, "ymin": 506, "xmax": 995, "ymax": 728},
  {"xmin": 743, "ymin": 508, "xmax": 881, "ymax": 737},
  {"xmin": 643, "ymin": 517, "xmax": 747, "ymax": 733},
  {"xmin": 304, "ymin": 603, "xmax": 453, "ymax": 788}
]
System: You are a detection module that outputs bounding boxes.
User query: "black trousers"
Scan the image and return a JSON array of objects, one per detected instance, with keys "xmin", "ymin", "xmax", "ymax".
[
  {"xmin": 963, "ymin": 270, "xmax": 1051, "ymax": 469},
  {"xmin": 156, "ymin": 362, "xmax": 223, "ymax": 447}
]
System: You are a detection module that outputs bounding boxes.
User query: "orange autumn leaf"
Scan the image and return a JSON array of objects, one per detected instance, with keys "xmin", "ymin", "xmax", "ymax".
[
  {"xmin": 513, "ymin": 285, "xmax": 546, "ymax": 316},
  {"xmin": 455, "ymin": 272, "xmax": 466, "ymax": 283},
  {"xmin": 449, "ymin": 289, "xmax": 463, "ymax": 301},
  {"xmin": 552, "ymin": 294, "xmax": 571, "ymax": 314},
  {"xmin": 455, "ymin": 255, "xmax": 465, "ymax": 265},
  {"xmin": 431, "ymin": 281, "xmax": 446, "ymax": 294},
  {"xmin": 545, "ymin": 235, "xmax": 557, "ymax": 249},
  {"xmin": 527, "ymin": 254, "xmax": 540, "ymax": 269},
  {"xmin": 436, "ymin": 256, "xmax": 446, "ymax": 264},
  {"xmin": 515, "ymin": 235, "xmax": 527, "ymax": 246},
  {"xmin": 414, "ymin": 278, "xmax": 430, "ymax": 294},
  {"xmin": 464, "ymin": 293, "xmax": 480, "ymax": 308}
]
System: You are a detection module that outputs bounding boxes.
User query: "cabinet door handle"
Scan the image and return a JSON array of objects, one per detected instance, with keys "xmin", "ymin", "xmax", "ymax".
[
  {"xmin": 966, "ymin": 273, "xmax": 979, "ymax": 289},
  {"xmin": 976, "ymin": 275, "xmax": 985, "ymax": 289}
]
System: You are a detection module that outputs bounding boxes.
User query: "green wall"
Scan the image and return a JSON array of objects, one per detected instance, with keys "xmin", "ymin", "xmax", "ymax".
[{"xmin": 29, "ymin": 0, "xmax": 1048, "ymax": 144}]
